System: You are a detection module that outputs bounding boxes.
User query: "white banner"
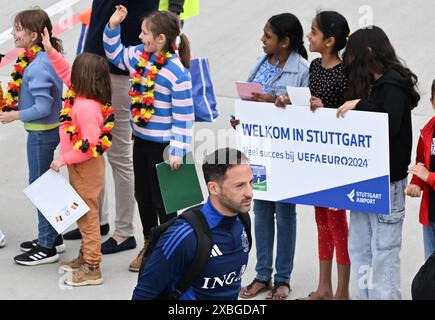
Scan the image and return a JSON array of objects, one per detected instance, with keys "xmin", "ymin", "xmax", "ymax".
[{"xmin": 235, "ymin": 100, "xmax": 390, "ymax": 214}]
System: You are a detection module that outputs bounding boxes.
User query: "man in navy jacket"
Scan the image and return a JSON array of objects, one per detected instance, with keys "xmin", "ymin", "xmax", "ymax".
[{"xmin": 133, "ymin": 148, "xmax": 254, "ymax": 300}]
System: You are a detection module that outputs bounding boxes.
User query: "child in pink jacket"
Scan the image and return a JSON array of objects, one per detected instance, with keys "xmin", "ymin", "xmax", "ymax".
[{"xmin": 42, "ymin": 28, "xmax": 113, "ymax": 286}]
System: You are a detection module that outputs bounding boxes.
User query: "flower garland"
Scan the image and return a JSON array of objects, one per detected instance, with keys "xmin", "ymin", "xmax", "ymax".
[
  {"xmin": 128, "ymin": 49, "xmax": 173, "ymax": 127},
  {"xmin": 1, "ymin": 46, "xmax": 42, "ymax": 112},
  {"xmin": 60, "ymin": 89, "xmax": 115, "ymax": 157}
]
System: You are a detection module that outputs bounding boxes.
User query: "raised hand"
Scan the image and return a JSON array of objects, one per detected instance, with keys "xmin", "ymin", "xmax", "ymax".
[
  {"xmin": 41, "ymin": 27, "xmax": 54, "ymax": 54},
  {"xmin": 109, "ymin": 5, "xmax": 128, "ymax": 29}
]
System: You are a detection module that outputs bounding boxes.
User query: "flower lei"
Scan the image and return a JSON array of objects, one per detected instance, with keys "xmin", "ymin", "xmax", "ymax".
[
  {"xmin": 129, "ymin": 49, "xmax": 173, "ymax": 127},
  {"xmin": 60, "ymin": 89, "xmax": 115, "ymax": 157},
  {"xmin": 1, "ymin": 46, "xmax": 42, "ymax": 112}
]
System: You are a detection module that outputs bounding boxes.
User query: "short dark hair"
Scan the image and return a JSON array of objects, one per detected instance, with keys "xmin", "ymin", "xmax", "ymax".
[
  {"xmin": 202, "ymin": 148, "xmax": 249, "ymax": 183},
  {"xmin": 432, "ymin": 79, "xmax": 435, "ymax": 99}
]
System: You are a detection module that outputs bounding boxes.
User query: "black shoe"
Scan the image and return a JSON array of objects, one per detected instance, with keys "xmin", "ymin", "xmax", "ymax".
[
  {"xmin": 20, "ymin": 235, "xmax": 65, "ymax": 253},
  {"xmin": 100, "ymin": 223, "xmax": 110, "ymax": 236},
  {"xmin": 14, "ymin": 244, "xmax": 59, "ymax": 266},
  {"xmin": 64, "ymin": 224, "xmax": 110, "ymax": 240},
  {"xmin": 101, "ymin": 236, "xmax": 136, "ymax": 254}
]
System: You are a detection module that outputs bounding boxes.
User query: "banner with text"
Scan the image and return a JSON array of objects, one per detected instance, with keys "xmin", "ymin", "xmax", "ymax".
[{"xmin": 235, "ymin": 100, "xmax": 390, "ymax": 214}]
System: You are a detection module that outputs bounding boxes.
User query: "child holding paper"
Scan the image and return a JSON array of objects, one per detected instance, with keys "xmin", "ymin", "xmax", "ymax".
[
  {"xmin": 299, "ymin": 11, "xmax": 351, "ymax": 300},
  {"xmin": 337, "ymin": 26, "xmax": 420, "ymax": 300},
  {"xmin": 42, "ymin": 28, "xmax": 113, "ymax": 286},
  {"xmin": 0, "ymin": 9, "xmax": 64, "ymax": 266},
  {"xmin": 238, "ymin": 13, "xmax": 309, "ymax": 300},
  {"xmin": 103, "ymin": 7, "xmax": 194, "ymax": 272},
  {"xmin": 405, "ymin": 79, "xmax": 435, "ymax": 261}
]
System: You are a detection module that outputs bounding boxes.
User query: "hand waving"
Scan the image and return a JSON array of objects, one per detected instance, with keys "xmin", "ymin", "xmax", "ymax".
[
  {"xmin": 109, "ymin": 5, "xmax": 128, "ymax": 29},
  {"xmin": 41, "ymin": 27, "xmax": 54, "ymax": 54}
]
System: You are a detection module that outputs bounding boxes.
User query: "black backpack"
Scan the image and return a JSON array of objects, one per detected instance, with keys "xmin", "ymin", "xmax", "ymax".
[
  {"xmin": 138, "ymin": 204, "xmax": 252, "ymax": 300},
  {"xmin": 411, "ymin": 252, "xmax": 435, "ymax": 300}
]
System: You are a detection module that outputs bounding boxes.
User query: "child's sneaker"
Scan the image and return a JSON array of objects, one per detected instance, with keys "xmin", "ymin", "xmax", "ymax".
[
  {"xmin": 0, "ymin": 234, "xmax": 6, "ymax": 248},
  {"xmin": 64, "ymin": 263, "xmax": 103, "ymax": 286},
  {"xmin": 20, "ymin": 235, "xmax": 65, "ymax": 253},
  {"xmin": 14, "ymin": 244, "xmax": 59, "ymax": 266},
  {"xmin": 60, "ymin": 251, "xmax": 85, "ymax": 272}
]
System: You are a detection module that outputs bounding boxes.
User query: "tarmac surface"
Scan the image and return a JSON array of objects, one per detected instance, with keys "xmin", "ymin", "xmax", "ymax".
[{"xmin": 0, "ymin": 0, "xmax": 434, "ymax": 300}]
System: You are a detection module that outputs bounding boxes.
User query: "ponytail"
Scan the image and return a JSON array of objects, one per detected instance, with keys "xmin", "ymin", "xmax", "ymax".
[
  {"xmin": 178, "ymin": 33, "xmax": 191, "ymax": 68},
  {"xmin": 295, "ymin": 41, "xmax": 308, "ymax": 60},
  {"xmin": 49, "ymin": 36, "xmax": 63, "ymax": 54}
]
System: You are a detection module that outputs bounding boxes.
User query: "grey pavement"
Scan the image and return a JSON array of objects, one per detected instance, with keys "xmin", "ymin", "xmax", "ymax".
[{"xmin": 0, "ymin": 0, "xmax": 433, "ymax": 300}]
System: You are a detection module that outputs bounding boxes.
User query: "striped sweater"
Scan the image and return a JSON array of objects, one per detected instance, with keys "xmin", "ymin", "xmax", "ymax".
[{"xmin": 103, "ymin": 24, "xmax": 193, "ymax": 157}]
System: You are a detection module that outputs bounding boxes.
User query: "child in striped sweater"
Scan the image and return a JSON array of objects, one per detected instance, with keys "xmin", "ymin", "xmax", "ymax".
[{"xmin": 103, "ymin": 6, "xmax": 194, "ymax": 271}]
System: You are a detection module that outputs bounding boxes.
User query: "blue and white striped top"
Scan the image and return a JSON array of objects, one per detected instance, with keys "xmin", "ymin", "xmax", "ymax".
[{"xmin": 103, "ymin": 24, "xmax": 194, "ymax": 157}]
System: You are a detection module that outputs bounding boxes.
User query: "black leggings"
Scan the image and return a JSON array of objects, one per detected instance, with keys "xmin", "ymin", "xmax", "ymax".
[{"xmin": 133, "ymin": 138, "xmax": 176, "ymax": 238}]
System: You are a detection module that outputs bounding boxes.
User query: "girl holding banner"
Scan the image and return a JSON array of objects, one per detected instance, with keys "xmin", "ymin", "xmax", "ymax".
[
  {"xmin": 337, "ymin": 26, "xmax": 420, "ymax": 300},
  {"xmin": 238, "ymin": 13, "xmax": 309, "ymax": 300},
  {"xmin": 300, "ymin": 11, "xmax": 351, "ymax": 301}
]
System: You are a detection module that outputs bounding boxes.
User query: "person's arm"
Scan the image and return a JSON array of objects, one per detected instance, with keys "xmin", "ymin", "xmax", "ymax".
[
  {"xmin": 103, "ymin": 5, "xmax": 140, "ymax": 73},
  {"xmin": 18, "ymin": 65, "xmax": 55, "ymax": 122},
  {"xmin": 60, "ymin": 100, "xmax": 103, "ymax": 166},
  {"xmin": 410, "ymin": 135, "xmax": 426, "ymax": 188},
  {"xmin": 170, "ymin": 74, "xmax": 194, "ymax": 163},
  {"xmin": 46, "ymin": 50, "xmax": 72, "ymax": 88},
  {"xmin": 132, "ymin": 221, "xmax": 196, "ymax": 300}
]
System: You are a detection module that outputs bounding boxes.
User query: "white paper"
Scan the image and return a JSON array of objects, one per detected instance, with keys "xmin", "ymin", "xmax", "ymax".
[
  {"xmin": 23, "ymin": 170, "xmax": 90, "ymax": 234},
  {"xmin": 286, "ymin": 86, "xmax": 311, "ymax": 106}
]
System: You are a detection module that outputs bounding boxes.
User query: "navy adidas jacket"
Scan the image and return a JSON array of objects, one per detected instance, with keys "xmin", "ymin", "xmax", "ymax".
[{"xmin": 132, "ymin": 198, "xmax": 250, "ymax": 300}]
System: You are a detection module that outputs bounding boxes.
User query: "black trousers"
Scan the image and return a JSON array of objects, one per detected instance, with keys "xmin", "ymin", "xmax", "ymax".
[{"xmin": 133, "ymin": 138, "xmax": 176, "ymax": 238}]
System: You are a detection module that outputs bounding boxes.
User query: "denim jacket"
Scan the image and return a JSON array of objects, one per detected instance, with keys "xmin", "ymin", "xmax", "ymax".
[{"xmin": 247, "ymin": 51, "xmax": 309, "ymax": 98}]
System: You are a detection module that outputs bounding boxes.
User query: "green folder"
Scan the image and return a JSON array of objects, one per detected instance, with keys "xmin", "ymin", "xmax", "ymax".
[{"xmin": 156, "ymin": 154, "xmax": 204, "ymax": 214}]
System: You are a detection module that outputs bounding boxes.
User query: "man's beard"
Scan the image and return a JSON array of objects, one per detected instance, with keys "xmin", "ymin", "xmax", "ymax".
[{"xmin": 218, "ymin": 192, "xmax": 251, "ymax": 214}]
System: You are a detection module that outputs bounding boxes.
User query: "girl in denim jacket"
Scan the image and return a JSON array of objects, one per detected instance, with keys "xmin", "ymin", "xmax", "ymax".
[{"xmin": 238, "ymin": 13, "xmax": 309, "ymax": 300}]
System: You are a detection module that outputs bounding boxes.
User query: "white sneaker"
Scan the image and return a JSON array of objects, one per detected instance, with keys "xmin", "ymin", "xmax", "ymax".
[{"xmin": 0, "ymin": 234, "xmax": 6, "ymax": 248}]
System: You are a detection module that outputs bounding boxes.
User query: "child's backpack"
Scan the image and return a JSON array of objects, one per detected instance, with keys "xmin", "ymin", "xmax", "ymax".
[
  {"xmin": 138, "ymin": 204, "xmax": 252, "ymax": 300},
  {"xmin": 411, "ymin": 252, "xmax": 435, "ymax": 299}
]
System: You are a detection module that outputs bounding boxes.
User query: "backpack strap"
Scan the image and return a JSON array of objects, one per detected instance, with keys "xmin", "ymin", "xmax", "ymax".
[
  {"xmin": 172, "ymin": 205, "xmax": 212, "ymax": 299},
  {"xmin": 238, "ymin": 212, "xmax": 252, "ymax": 252}
]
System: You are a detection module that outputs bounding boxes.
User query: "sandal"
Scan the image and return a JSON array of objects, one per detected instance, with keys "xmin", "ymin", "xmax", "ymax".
[
  {"xmin": 297, "ymin": 291, "xmax": 332, "ymax": 300},
  {"xmin": 239, "ymin": 278, "xmax": 271, "ymax": 299},
  {"xmin": 266, "ymin": 282, "xmax": 291, "ymax": 300}
]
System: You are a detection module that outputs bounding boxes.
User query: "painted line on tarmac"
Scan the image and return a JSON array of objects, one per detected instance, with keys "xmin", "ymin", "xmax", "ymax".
[
  {"xmin": 0, "ymin": 0, "xmax": 81, "ymax": 46},
  {"xmin": 0, "ymin": 0, "xmax": 82, "ymax": 68}
]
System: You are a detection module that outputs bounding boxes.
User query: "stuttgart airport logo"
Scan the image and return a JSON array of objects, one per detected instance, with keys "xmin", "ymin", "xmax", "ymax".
[{"xmin": 347, "ymin": 189, "xmax": 355, "ymax": 202}]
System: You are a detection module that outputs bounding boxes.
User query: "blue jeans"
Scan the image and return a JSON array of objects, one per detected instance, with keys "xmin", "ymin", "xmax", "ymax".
[
  {"xmin": 348, "ymin": 177, "xmax": 406, "ymax": 300},
  {"xmin": 27, "ymin": 129, "xmax": 59, "ymax": 248},
  {"xmin": 423, "ymin": 223, "xmax": 435, "ymax": 261},
  {"xmin": 254, "ymin": 199, "xmax": 297, "ymax": 284}
]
